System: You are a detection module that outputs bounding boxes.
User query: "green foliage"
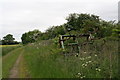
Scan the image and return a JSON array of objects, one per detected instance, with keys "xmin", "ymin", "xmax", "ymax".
[
  {"xmin": 21, "ymin": 29, "xmax": 42, "ymax": 44},
  {"xmin": 3, "ymin": 34, "xmax": 15, "ymax": 43},
  {"xmin": 66, "ymin": 13, "xmax": 119, "ymax": 39},
  {"xmin": 21, "ymin": 13, "xmax": 119, "ymax": 44},
  {"xmin": 66, "ymin": 13, "xmax": 100, "ymax": 32},
  {"xmin": 45, "ymin": 25, "xmax": 66, "ymax": 39},
  {"xmin": 1, "ymin": 34, "xmax": 19, "ymax": 45}
]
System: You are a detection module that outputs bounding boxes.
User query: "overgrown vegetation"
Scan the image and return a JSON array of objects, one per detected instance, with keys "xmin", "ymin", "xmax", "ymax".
[{"xmin": 22, "ymin": 39, "xmax": 118, "ymax": 78}]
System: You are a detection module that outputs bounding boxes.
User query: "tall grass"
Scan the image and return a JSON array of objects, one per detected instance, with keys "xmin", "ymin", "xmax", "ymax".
[{"xmin": 23, "ymin": 39, "xmax": 118, "ymax": 78}]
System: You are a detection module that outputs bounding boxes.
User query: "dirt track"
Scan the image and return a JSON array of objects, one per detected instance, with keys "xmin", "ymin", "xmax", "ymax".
[{"xmin": 9, "ymin": 53, "xmax": 22, "ymax": 78}]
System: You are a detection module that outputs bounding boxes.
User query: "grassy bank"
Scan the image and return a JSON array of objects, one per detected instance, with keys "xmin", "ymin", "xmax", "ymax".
[{"xmin": 23, "ymin": 39, "xmax": 118, "ymax": 78}]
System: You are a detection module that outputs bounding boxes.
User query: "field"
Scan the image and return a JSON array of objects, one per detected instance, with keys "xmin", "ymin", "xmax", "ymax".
[
  {"xmin": 0, "ymin": 45, "xmax": 19, "ymax": 47},
  {"xmin": 2, "ymin": 39, "xmax": 119, "ymax": 78},
  {"xmin": 1, "ymin": 45, "xmax": 21, "ymax": 56}
]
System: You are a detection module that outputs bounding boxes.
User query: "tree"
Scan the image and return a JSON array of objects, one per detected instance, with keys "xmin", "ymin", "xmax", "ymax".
[
  {"xmin": 3, "ymin": 34, "xmax": 15, "ymax": 45},
  {"xmin": 21, "ymin": 29, "xmax": 42, "ymax": 44},
  {"xmin": 44, "ymin": 25, "xmax": 66, "ymax": 39},
  {"xmin": 66, "ymin": 13, "xmax": 100, "ymax": 34}
]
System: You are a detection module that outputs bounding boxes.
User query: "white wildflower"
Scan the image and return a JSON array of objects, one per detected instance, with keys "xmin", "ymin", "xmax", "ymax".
[
  {"xmin": 88, "ymin": 56, "xmax": 91, "ymax": 59},
  {"xmin": 78, "ymin": 73, "xmax": 81, "ymax": 75},
  {"xmin": 96, "ymin": 68, "xmax": 101, "ymax": 72},
  {"xmin": 84, "ymin": 64, "xmax": 87, "ymax": 67},
  {"xmin": 81, "ymin": 77, "xmax": 83, "ymax": 79},
  {"xmin": 95, "ymin": 54, "xmax": 97, "ymax": 57},
  {"xmin": 88, "ymin": 61, "xmax": 92, "ymax": 63},
  {"xmin": 98, "ymin": 69, "xmax": 101, "ymax": 71},
  {"xmin": 96, "ymin": 68, "xmax": 97, "ymax": 70},
  {"xmin": 80, "ymin": 58, "xmax": 85, "ymax": 61},
  {"xmin": 82, "ymin": 64, "xmax": 85, "ymax": 66}
]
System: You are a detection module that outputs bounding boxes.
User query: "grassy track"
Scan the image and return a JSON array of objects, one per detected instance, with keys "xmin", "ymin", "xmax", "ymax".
[{"xmin": 2, "ymin": 47, "xmax": 23, "ymax": 78}]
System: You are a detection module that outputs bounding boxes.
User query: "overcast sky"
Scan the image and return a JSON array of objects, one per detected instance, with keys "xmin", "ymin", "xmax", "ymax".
[{"xmin": 0, "ymin": 0, "xmax": 119, "ymax": 41}]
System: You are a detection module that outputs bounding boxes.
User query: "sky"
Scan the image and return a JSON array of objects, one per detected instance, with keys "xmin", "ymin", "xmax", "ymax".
[
  {"xmin": 0, "ymin": 0, "xmax": 119, "ymax": 41},
  {"xmin": 118, "ymin": 1, "xmax": 120, "ymax": 21}
]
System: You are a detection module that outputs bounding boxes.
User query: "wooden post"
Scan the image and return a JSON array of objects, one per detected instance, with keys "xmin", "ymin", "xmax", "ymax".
[{"xmin": 60, "ymin": 35, "xmax": 65, "ymax": 49}]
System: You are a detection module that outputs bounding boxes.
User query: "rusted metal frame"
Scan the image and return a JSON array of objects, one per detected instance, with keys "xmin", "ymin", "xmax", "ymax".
[
  {"xmin": 59, "ymin": 34, "xmax": 90, "ymax": 53},
  {"xmin": 59, "ymin": 35, "xmax": 76, "ymax": 49}
]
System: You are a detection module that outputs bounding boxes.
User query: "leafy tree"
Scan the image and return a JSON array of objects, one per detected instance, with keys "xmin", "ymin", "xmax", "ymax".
[
  {"xmin": 21, "ymin": 29, "xmax": 42, "ymax": 44},
  {"xmin": 44, "ymin": 25, "xmax": 66, "ymax": 39},
  {"xmin": 3, "ymin": 34, "xmax": 15, "ymax": 45},
  {"xmin": 65, "ymin": 13, "xmax": 119, "ymax": 39},
  {"xmin": 66, "ymin": 13, "xmax": 100, "ymax": 32}
]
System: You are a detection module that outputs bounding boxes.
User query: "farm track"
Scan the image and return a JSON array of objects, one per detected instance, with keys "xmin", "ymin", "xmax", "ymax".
[
  {"xmin": 8, "ymin": 48, "xmax": 30, "ymax": 78},
  {"xmin": 9, "ymin": 50, "xmax": 23, "ymax": 78}
]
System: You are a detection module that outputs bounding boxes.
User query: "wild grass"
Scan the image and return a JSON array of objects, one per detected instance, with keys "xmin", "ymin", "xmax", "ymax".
[
  {"xmin": 23, "ymin": 39, "xmax": 119, "ymax": 78},
  {"xmin": 2, "ymin": 47, "xmax": 23, "ymax": 78}
]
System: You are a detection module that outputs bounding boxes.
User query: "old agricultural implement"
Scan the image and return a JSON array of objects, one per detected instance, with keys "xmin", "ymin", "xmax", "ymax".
[{"xmin": 59, "ymin": 34, "xmax": 93, "ymax": 56}]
